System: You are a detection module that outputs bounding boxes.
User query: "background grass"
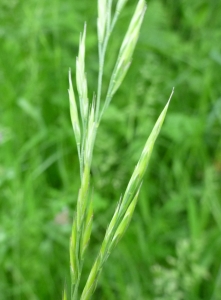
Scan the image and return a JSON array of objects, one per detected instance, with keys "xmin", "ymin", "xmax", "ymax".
[{"xmin": 0, "ymin": 0, "xmax": 221, "ymax": 299}]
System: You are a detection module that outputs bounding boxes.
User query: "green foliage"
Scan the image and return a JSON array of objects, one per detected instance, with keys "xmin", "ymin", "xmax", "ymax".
[{"xmin": 0, "ymin": 0, "xmax": 221, "ymax": 299}]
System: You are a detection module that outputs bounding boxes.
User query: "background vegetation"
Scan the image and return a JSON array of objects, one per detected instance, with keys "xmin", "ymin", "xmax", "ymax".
[{"xmin": 0, "ymin": 0, "xmax": 221, "ymax": 299}]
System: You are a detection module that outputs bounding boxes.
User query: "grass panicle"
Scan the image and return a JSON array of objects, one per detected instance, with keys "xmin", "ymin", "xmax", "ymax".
[
  {"xmin": 67, "ymin": 1, "xmax": 172, "ymax": 299},
  {"xmin": 1, "ymin": 0, "xmax": 219, "ymax": 298}
]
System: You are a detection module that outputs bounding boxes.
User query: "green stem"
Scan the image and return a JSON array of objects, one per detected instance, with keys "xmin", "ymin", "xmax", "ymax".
[{"xmin": 71, "ymin": 3, "xmax": 126, "ymax": 299}]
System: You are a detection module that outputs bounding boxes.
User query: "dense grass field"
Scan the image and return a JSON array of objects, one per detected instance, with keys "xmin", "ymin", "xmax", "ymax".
[{"xmin": 1, "ymin": 0, "xmax": 221, "ymax": 299}]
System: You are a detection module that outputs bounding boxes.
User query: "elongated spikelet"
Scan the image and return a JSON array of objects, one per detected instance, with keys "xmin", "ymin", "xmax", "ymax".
[
  {"xmin": 120, "ymin": 89, "xmax": 174, "ymax": 213},
  {"xmin": 80, "ymin": 258, "xmax": 101, "ymax": 300},
  {"xmin": 110, "ymin": 0, "xmax": 147, "ymax": 97},
  {"xmin": 80, "ymin": 196, "xmax": 93, "ymax": 258},
  {"xmin": 76, "ymin": 164, "xmax": 90, "ymax": 229},
  {"xmin": 101, "ymin": 0, "xmax": 147, "ymax": 117},
  {"xmin": 76, "ymin": 24, "xmax": 88, "ymax": 122},
  {"xmin": 68, "ymin": 70, "xmax": 81, "ymax": 154},
  {"xmin": 97, "ymin": 0, "xmax": 108, "ymax": 44},
  {"xmin": 99, "ymin": 198, "xmax": 122, "ymax": 260},
  {"xmin": 70, "ymin": 218, "xmax": 78, "ymax": 284},
  {"xmin": 110, "ymin": 184, "xmax": 141, "ymax": 251},
  {"xmin": 105, "ymin": 198, "xmax": 122, "ymax": 240},
  {"xmin": 84, "ymin": 101, "xmax": 96, "ymax": 166}
]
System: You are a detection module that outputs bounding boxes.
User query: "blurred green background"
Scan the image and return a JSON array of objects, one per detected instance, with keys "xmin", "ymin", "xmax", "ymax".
[{"xmin": 1, "ymin": 0, "xmax": 221, "ymax": 299}]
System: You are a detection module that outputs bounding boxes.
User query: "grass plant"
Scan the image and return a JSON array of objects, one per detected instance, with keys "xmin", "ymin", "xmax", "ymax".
[
  {"xmin": 1, "ymin": 0, "xmax": 221, "ymax": 299},
  {"xmin": 66, "ymin": 0, "xmax": 173, "ymax": 299}
]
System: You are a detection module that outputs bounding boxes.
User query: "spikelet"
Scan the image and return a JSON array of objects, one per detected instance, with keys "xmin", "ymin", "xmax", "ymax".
[
  {"xmin": 84, "ymin": 100, "xmax": 96, "ymax": 166},
  {"xmin": 76, "ymin": 164, "xmax": 90, "ymax": 229},
  {"xmin": 120, "ymin": 89, "xmax": 174, "ymax": 212},
  {"xmin": 68, "ymin": 70, "xmax": 81, "ymax": 156},
  {"xmin": 70, "ymin": 218, "xmax": 78, "ymax": 284},
  {"xmin": 97, "ymin": 0, "xmax": 108, "ymax": 44},
  {"xmin": 111, "ymin": 0, "xmax": 147, "ymax": 96},
  {"xmin": 80, "ymin": 195, "xmax": 93, "ymax": 258},
  {"xmin": 80, "ymin": 257, "xmax": 101, "ymax": 300},
  {"xmin": 109, "ymin": 185, "xmax": 141, "ymax": 251},
  {"xmin": 102, "ymin": 0, "xmax": 147, "ymax": 116},
  {"xmin": 76, "ymin": 24, "xmax": 88, "ymax": 123}
]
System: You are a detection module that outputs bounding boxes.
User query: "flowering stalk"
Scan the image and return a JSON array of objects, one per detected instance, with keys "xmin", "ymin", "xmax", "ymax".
[{"xmin": 66, "ymin": 0, "xmax": 173, "ymax": 299}]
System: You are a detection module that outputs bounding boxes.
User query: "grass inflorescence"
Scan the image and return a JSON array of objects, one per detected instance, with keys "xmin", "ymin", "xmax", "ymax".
[
  {"xmin": 1, "ymin": 0, "xmax": 220, "ymax": 299},
  {"xmin": 67, "ymin": 0, "xmax": 173, "ymax": 299}
]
